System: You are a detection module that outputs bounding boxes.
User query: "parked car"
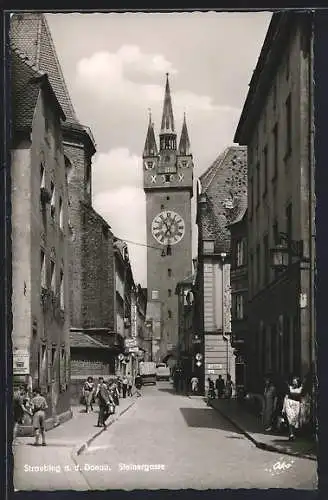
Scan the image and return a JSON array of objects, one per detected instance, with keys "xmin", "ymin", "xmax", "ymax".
[{"xmin": 156, "ymin": 363, "xmax": 171, "ymax": 381}]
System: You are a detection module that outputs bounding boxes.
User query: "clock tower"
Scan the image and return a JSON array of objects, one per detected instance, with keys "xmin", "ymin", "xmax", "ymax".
[{"xmin": 143, "ymin": 73, "xmax": 194, "ymax": 362}]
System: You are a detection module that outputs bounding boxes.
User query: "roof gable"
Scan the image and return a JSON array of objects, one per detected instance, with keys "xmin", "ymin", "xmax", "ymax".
[{"xmin": 10, "ymin": 13, "xmax": 78, "ymax": 124}]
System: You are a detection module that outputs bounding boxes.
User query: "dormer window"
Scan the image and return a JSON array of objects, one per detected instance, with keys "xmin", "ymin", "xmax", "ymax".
[
  {"xmin": 165, "ymin": 174, "xmax": 171, "ymax": 183},
  {"xmin": 147, "ymin": 161, "xmax": 154, "ymax": 170}
]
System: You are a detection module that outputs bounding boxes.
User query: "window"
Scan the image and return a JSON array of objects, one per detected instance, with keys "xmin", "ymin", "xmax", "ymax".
[
  {"xmin": 256, "ymin": 244, "xmax": 261, "ymax": 289},
  {"xmin": 151, "ymin": 290, "xmax": 159, "ymax": 300},
  {"xmin": 161, "ymin": 204, "xmax": 165, "ymax": 210},
  {"xmin": 165, "ymin": 174, "xmax": 171, "ymax": 182},
  {"xmin": 60, "ymin": 269, "xmax": 64, "ymax": 310},
  {"xmin": 285, "ymin": 94, "xmax": 292, "ymax": 158},
  {"xmin": 86, "ymin": 165, "xmax": 91, "ymax": 196},
  {"xmin": 41, "ymin": 249, "xmax": 46, "ymax": 289},
  {"xmin": 273, "ymin": 82, "xmax": 277, "ymax": 110},
  {"xmin": 236, "ymin": 239, "xmax": 245, "ymax": 267},
  {"xmin": 286, "ymin": 202, "xmax": 293, "ymax": 265},
  {"xmin": 263, "ymin": 234, "xmax": 269, "ymax": 284},
  {"xmin": 256, "ymin": 162, "xmax": 260, "ymax": 208},
  {"xmin": 168, "ymin": 310, "xmax": 172, "ymax": 319},
  {"xmin": 51, "ymin": 347, "xmax": 56, "ymax": 366},
  {"xmin": 40, "ymin": 163, "xmax": 45, "ymax": 189},
  {"xmin": 273, "ymin": 124, "xmax": 278, "ymax": 180},
  {"xmin": 273, "ymin": 220, "xmax": 279, "ymax": 245},
  {"xmin": 168, "ymin": 268, "xmax": 172, "ymax": 278},
  {"xmin": 250, "ymin": 253, "xmax": 254, "ymax": 295},
  {"xmin": 203, "ymin": 240, "xmax": 215, "ymax": 254},
  {"xmin": 249, "ymin": 178, "xmax": 253, "ymax": 218},
  {"xmin": 50, "ymin": 260, "xmax": 56, "ymax": 292},
  {"xmin": 263, "ymin": 146, "xmax": 268, "ymax": 196},
  {"xmin": 59, "ymin": 197, "xmax": 63, "ymax": 230},
  {"xmin": 168, "ymin": 289, "xmax": 172, "ymax": 297},
  {"xmin": 236, "ymin": 295, "xmax": 244, "ymax": 320},
  {"xmin": 166, "ymin": 196, "xmax": 170, "ymax": 201},
  {"xmin": 50, "ymin": 182, "xmax": 55, "ymax": 219}
]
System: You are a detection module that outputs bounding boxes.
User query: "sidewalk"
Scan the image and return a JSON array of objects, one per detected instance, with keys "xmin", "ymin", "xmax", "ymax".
[
  {"xmin": 13, "ymin": 393, "xmax": 139, "ymax": 491},
  {"xmin": 209, "ymin": 398, "xmax": 317, "ymax": 461}
]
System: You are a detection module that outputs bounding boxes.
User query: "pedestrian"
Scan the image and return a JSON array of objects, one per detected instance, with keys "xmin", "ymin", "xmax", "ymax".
[
  {"xmin": 207, "ymin": 377, "xmax": 215, "ymax": 404},
  {"xmin": 282, "ymin": 376, "xmax": 303, "ymax": 441},
  {"xmin": 82, "ymin": 376, "xmax": 95, "ymax": 413},
  {"xmin": 215, "ymin": 375, "xmax": 225, "ymax": 399},
  {"xmin": 225, "ymin": 374, "xmax": 234, "ymax": 399},
  {"xmin": 122, "ymin": 374, "xmax": 128, "ymax": 398},
  {"xmin": 96, "ymin": 377, "xmax": 112, "ymax": 428},
  {"xmin": 262, "ymin": 376, "xmax": 277, "ymax": 432},
  {"xmin": 191, "ymin": 375, "xmax": 199, "ymax": 394},
  {"xmin": 127, "ymin": 372, "xmax": 133, "ymax": 397},
  {"xmin": 111, "ymin": 378, "xmax": 120, "ymax": 406},
  {"xmin": 13, "ymin": 386, "xmax": 31, "ymax": 445},
  {"xmin": 30, "ymin": 387, "xmax": 48, "ymax": 446}
]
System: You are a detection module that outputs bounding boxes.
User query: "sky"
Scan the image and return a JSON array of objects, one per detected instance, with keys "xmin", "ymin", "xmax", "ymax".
[{"xmin": 46, "ymin": 11, "xmax": 272, "ymax": 287}]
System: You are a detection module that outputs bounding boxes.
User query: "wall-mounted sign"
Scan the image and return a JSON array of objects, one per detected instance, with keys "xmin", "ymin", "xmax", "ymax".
[
  {"xmin": 207, "ymin": 363, "xmax": 222, "ymax": 369},
  {"xmin": 118, "ymin": 353, "xmax": 124, "ymax": 361},
  {"xmin": 195, "ymin": 353, "xmax": 203, "ymax": 361},
  {"xmin": 13, "ymin": 349, "xmax": 29, "ymax": 375},
  {"xmin": 208, "ymin": 369, "xmax": 215, "ymax": 374},
  {"xmin": 124, "ymin": 338, "xmax": 137, "ymax": 348},
  {"xmin": 196, "ymin": 361, "xmax": 202, "ymax": 367}
]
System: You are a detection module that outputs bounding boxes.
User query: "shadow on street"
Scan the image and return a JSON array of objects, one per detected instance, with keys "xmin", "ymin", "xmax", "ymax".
[
  {"xmin": 179, "ymin": 407, "xmax": 243, "ymax": 433},
  {"xmin": 157, "ymin": 388, "xmax": 179, "ymax": 395}
]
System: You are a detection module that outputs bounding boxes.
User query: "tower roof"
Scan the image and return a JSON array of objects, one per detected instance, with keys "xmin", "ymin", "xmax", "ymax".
[
  {"xmin": 10, "ymin": 13, "xmax": 78, "ymax": 124},
  {"xmin": 143, "ymin": 110, "xmax": 158, "ymax": 157},
  {"xmin": 178, "ymin": 112, "xmax": 191, "ymax": 155},
  {"xmin": 160, "ymin": 73, "xmax": 175, "ymax": 135}
]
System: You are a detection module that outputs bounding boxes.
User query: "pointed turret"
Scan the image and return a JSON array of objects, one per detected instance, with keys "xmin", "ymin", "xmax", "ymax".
[
  {"xmin": 159, "ymin": 74, "xmax": 177, "ymax": 152},
  {"xmin": 178, "ymin": 112, "xmax": 191, "ymax": 155},
  {"xmin": 143, "ymin": 109, "xmax": 158, "ymax": 157},
  {"xmin": 160, "ymin": 73, "xmax": 175, "ymax": 134}
]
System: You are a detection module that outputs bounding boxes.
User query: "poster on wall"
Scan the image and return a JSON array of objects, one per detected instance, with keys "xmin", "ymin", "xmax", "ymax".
[{"xmin": 13, "ymin": 349, "xmax": 29, "ymax": 375}]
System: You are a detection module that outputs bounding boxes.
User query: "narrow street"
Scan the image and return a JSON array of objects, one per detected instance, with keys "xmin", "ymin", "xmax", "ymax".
[{"xmin": 73, "ymin": 382, "xmax": 317, "ymax": 490}]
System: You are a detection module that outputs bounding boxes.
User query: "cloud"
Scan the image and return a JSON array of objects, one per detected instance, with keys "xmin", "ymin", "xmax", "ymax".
[
  {"xmin": 92, "ymin": 148, "xmax": 147, "ymax": 286},
  {"xmin": 75, "ymin": 46, "xmax": 225, "ymax": 114},
  {"xmin": 92, "ymin": 147, "xmax": 142, "ymax": 194}
]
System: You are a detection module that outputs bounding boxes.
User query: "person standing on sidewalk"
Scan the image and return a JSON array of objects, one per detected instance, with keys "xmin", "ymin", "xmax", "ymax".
[
  {"xmin": 96, "ymin": 378, "xmax": 112, "ymax": 428},
  {"xmin": 127, "ymin": 373, "xmax": 133, "ymax": 397},
  {"xmin": 215, "ymin": 375, "xmax": 225, "ymax": 399},
  {"xmin": 82, "ymin": 376, "xmax": 95, "ymax": 413},
  {"xmin": 13, "ymin": 386, "xmax": 32, "ymax": 444},
  {"xmin": 191, "ymin": 375, "xmax": 199, "ymax": 394},
  {"xmin": 225, "ymin": 374, "xmax": 234, "ymax": 399},
  {"xmin": 122, "ymin": 374, "xmax": 128, "ymax": 398},
  {"xmin": 30, "ymin": 387, "xmax": 48, "ymax": 446},
  {"xmin": 283, "ymin": 376, "xmax": 303, "ymax": 441},
  {"xmin": 262, "ymin": 376, "xmax": 277, "ymax": 432}
]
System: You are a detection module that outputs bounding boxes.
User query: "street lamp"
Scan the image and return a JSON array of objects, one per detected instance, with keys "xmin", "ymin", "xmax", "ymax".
[{"xmin": 270, "ymin": 232, "xmax": 305, "ymax": 271}]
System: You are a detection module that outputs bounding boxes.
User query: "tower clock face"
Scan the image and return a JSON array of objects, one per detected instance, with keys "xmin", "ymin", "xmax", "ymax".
[{"xmin": 151, "ymin": 210, "xmax": 185, "ymax": 245}]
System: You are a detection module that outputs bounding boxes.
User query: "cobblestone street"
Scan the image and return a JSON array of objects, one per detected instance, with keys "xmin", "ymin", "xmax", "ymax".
[{"xmin": 14, "ymin": 382, "xmax": 317, "ymax": 491}]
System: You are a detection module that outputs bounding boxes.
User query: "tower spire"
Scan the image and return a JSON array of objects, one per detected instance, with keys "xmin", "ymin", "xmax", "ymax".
[
  {"xmin": 160, "ymin": 73, "xmax": 175, "ymax": 134},
  {"xmin": 179, "ymin": 112, "xmax": 191, "ymax": 155},
  {"xmin": 143, "ymin": 108, "xmax": 158, "ymax": 157}
]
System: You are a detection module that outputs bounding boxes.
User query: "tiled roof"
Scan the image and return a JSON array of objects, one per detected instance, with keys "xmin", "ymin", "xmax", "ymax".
[
  {"xmin": 11, "ymin": 49, "xmax": 42, "ymax": 130},
  {"xmin": 198, "ymin": 146, "xmax": 247, "ymax": 253},
  {"xmin": 228, "ymin": 195, "xmax": 248, "ymax": 226},
  {"xmin": 10, "ymin": 13, "xmax": 78, "ymax": 124},
  {"xmin": 69, "ymin": 331, "xmax": 109, "ymax": 349}
]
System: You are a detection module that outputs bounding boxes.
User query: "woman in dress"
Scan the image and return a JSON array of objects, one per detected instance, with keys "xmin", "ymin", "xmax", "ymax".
[
  {"xmin": 282, "ymin": 376, "xmax": 302, "ymax": 441},
  {"xmin": 262, "ymin": 377, "xmax": 277, "ymax": 432}
]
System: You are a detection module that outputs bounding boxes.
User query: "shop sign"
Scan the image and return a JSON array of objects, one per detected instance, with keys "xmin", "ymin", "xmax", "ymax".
[
  {"xmin": 128, "ymin": 346, "xmax": 139, "ymax": 353},
  {"xmin": 207, "ymin": 363, "xmax": 222, "ymax": 369},
  {"xmin": 13, "ymin": 349, "xmax": 30, "ymax": 375},
  {"xmin": 124, "ymin": 338, "xmax": 137, "ymax": 348}
]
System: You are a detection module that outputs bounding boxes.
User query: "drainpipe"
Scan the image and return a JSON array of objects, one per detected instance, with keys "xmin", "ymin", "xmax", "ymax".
[
  {"xmin": 220, "ymin": 252, "xmax": 229, "ymax": 378},
  {"xmin": 308, "ymin": 12, "xmax": 317, "ymax": 439}
]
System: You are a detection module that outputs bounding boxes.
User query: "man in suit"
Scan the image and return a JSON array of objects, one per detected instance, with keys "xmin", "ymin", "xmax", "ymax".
[{"xmin": 96, "ymin": 377, "xmax": 111, "ymax": 428}]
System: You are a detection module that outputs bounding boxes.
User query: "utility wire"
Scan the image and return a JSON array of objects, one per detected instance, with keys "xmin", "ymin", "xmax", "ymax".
[{"xmin": 114, "ymin": 237, "xmax": 162, "ymax": 252}]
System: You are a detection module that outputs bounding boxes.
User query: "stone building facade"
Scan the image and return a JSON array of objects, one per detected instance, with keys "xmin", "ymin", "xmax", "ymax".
[
  {"xmin": 234, "ymin": 12, "xmax": 315, "ymax": 392},
  {"xmin": 11, "ymin": 48, "xmax": 71, "ymax": 427},
  {"xmin": 195, "ymin": 146, "xmax": 247, "ymax": 393},
  {"xmin": 229, "ymin": 202, "xmax": 248, "ymax": 394}
]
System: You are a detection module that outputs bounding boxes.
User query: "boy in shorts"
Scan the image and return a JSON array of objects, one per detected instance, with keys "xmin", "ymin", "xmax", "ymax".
[{"xmin": 30, "ymin": 387, "xmax": 48, "ymax": 446}]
